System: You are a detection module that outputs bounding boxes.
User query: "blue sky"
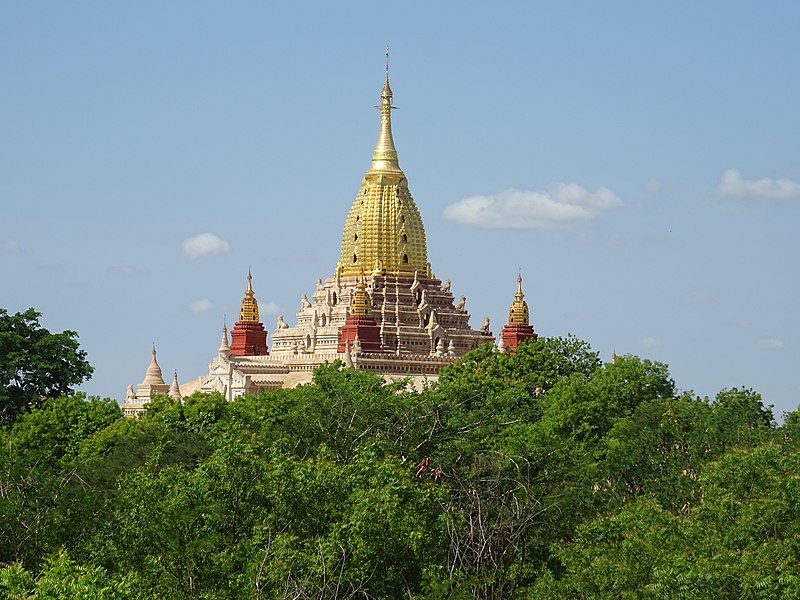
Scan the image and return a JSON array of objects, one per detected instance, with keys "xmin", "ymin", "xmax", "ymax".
[{"xmin": 2, "ymin": 2, "xmax": 799, "ymax": 416}]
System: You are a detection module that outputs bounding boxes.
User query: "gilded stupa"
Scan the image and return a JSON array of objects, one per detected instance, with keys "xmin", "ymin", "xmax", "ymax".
[{"xmin": 338, "ymin": 58, "xmax": 430, "ymax": 279}]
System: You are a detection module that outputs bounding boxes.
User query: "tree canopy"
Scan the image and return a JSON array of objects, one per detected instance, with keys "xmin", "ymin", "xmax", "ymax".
[
  {"xmin": 0, "ymin": 331, "xmax": 797, "ymax": 599},
  {"xmin": 0, "ymin": 308, "xmax": 93, "ymax": 425}
]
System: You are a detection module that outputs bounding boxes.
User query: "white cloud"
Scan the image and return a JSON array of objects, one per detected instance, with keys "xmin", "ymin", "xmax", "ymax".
[
  {"xmin": 1, "ymin": 240, "xmax": 21, "ymax": 254},
  {"xmin": 645, "ymin": 178, "xmax": 681, "ymax": 195},
  {"xmin": 716, "ymin": 169, "xmax": 800, "ymax": 200},
  {"xmin": 443, "ymin": 184, "xmax": 623, "ymax": 230},
  {"xmin": 757, "ymin": 338, "xmax": 785, "ymax": 351},
  {"xmin": 182, "ymin": 232, "xmax": 230, "ymax": 260},
  {"xmin": 188, "ymin": 298, "xmax": 214, "ymax": 314},
  {"xmin": 261, "ymin": 301, "xmax": 280, "ymax": 317},
  {"xmin": 640, "ymin": 336, "xmax": 659, "ymax": 348},
  {"xmin": 645, "ymin": 178, "xmax": 663, "ymax": 194}
]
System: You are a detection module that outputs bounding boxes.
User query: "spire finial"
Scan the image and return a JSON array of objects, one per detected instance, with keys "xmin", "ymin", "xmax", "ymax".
[
  {"xmin": 515, "ymin": 272, "xmax": 525, "ymax": 302},
  {"xmin": 370, "ymin": 49, "xmax": 401, "ymax": 176},
  {"xmin": 246, "ymin": 268, "xmax": 254, "ymax": 298},
  {"xmin": 379, "ymin": 47, "xmax": 394, "ymax": 105}
]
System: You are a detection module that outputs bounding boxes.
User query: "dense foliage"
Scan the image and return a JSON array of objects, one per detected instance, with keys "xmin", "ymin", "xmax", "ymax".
[
  {"xmin": 1, "ymin": 332, "xmax": 798, "ymax": 598},
  {"xmin": 0, "ymin": 308, "xmax": 93, "ymax": 426}
]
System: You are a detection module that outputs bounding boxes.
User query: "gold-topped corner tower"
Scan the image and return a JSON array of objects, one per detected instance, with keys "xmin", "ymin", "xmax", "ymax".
[
  {"xmin": 229, "ymin": 270, "xmax": 268, "ymax": 357},
  {"xmin": 339, "ymin": 48, "xmax": 429, "ymax": 277},
  {"xmin": 501, "ymin": 274, "xmax": 538, "ymax": 354}
]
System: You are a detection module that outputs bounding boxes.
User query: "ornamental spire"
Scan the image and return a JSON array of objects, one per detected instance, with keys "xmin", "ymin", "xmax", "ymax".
[
  {"xmin": 246, "ymin": 268, "xmax": 254, "ymax": 298},
  {"xmin": 367, "ymin": 47, "xmax": 403, "ymax": 177},
  {"xmin": 239, "ymin": 270, "xmax": 260, "ymax": 322},
  {"xmin": 219, "ymin": 319, "xmax": 230, "ymax": 357},
  {"xmin": 140, "ymin": 344, "xmax": 166, "ymax": 386},
  {"xmin": 169, "ymin": 370, "xmax": 182, "ymax": 401},
  {"xmin": 508, "ymin": 273, "xmax": 530, "ymax": 325}
]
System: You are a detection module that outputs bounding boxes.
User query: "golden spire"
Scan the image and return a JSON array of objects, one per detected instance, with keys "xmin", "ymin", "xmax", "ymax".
[
  {"xmin": 238, "ymin": 270, "xmax": 260, "ymax": 323},
  {"xmin": 338, "ymin": 51, "xmax": 430, "ymax": 277},
  {"xmin": 508, "ymin": 274, "xmax": 530, "ymax": 325},
  {"xmin": 367, "ymin": 47, "xmax": 402, "ymax": 177},
  {"xmin": 246, "ymin": 268, "xmax": 254, "ymax": 297}
]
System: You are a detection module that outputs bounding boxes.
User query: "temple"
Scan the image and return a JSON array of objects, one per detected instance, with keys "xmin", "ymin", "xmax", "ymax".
[{"xmin": 123, "ymin": 55, "xmax": 539, "ymax": 411}]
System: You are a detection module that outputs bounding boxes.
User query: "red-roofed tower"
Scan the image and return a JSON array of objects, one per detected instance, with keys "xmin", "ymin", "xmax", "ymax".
[
  {"xmin": 229, "ymin": 271, "xmax": 269, "ymax": 357},
  {"xmin": 500, "ymin": 274, "xmax": 538, "ymax": 354}
]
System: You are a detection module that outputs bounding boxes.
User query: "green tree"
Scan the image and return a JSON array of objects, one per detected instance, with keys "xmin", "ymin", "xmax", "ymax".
[
  {"xmin": 0, "ymin": 549, "xmax": 144, "ymax": 599},
  {"xmin": 0, "ymin": 308, "xmax": 93, "ymax": 425},
  {"xmin": 598, "ymin": 394, "xmax": 712, "ymax": 511},
  {"xmin": 96, "ymin": 441, "xmax": 446, "ymax": 599},
  {"xmin": 0, "ymin": 395, "xmax": 121, "ymax": 565},
  {"xmin": 536, "ymin": 441, "xmax": 800, "ymax": 600},
  {"xmin": 438, "ymin": 334, "xmax": 601, "ymax": 399}
]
